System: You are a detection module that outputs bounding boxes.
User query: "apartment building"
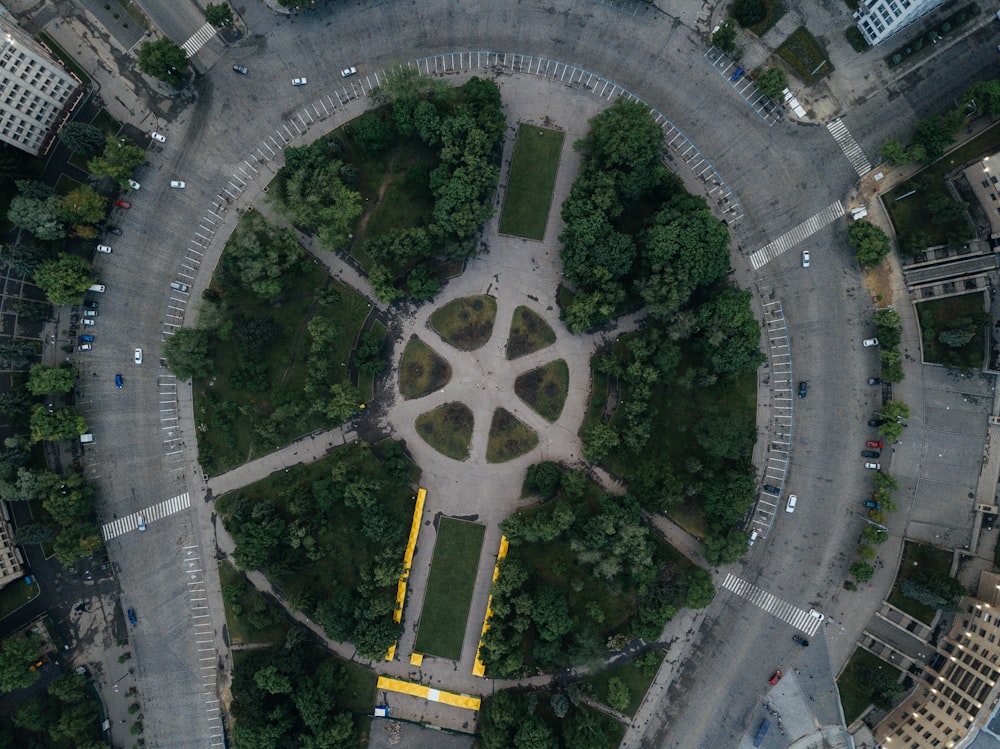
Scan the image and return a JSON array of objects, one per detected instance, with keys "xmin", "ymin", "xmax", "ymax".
[{"xmin": 855, "ymin": 0, "xmax": 946, "ymax": 46}]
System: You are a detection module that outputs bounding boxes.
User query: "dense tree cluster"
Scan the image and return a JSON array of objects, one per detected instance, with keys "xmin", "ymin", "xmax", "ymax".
[
  {"xmin": 136, "ymin": 37, "xmax": 189, "ymax": 87},
  {"xmin": 875, "ymin": 307, "xmax": 905, "ymax": 383},
  {"xmin": 480, "ymin": 474, "xmax": 713, "ymax": 678},
  {"xmin": 480, "ymin": 689, "xmax": 621, "ymax": 749},
  {"xmin": 230, "ymin": 632, "xmax": 361, "ymax": 749},
  {"xmin": 2, "ymin": 667, "xmax": 104, "ymax": 748},
  {"xmin": 87, "ymin": 135, "xmax": 146, "ymax": 190},
  {"xmin": 219, "ymin": 442, "xmax": 413, "ymax": 659},
  {"xmin": 848, "ymin": 220, "xmax": 892, "ymax": 268}
]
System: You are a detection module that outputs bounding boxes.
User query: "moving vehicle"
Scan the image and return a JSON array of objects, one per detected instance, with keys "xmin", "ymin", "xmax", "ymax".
[
  {"xmin": 78, "ymin": 335, "xmax": 94, "ymax": 343},
  {"xmin": 150, "ymin": 132, "xmax": 166, "ymax": 143},
  {"xmin": 96, "ymin": 244, "xmax": 112, "ymax": 254},
  {"xmin": 864, "ymin": 462, "xmax": 881, "ymax": 470},
  {"xmin": 137, "ymin": 515, "xmax": 146, "ymax": 532},
  {"xmin": 170, "ymin": 281, "xmax": 190, "ymax": 292},
  {"xmin": 115, "ymin": 374, "xmax": 123, "ymax": 389},
  {"xmin": 128, "ymin": 179, "xmax": 141, "ymax": 191},
  {"xmin": 863, "ymin": 338, "xmax": 879, "ymax": 348},
  {"xmin": 861, "ymin": 450, "xmax": 880, "ymax": 459},
  {"xmin": 792, "ymin": 635, "xmax": 809, "ymax": 647},
  {"xmin": 785, "ymin": 494, "xmax": 797, "ymax": 513},
  {"xmin": 801, "ymin": 250, "xmax": 810, "ymax": 268},
  {"xmin": 763, "ymin": 484, "xmax": 780, "ymax": 496},
  {"xmin": 127, "ymin": 607, "xmax": 137, "ymax": 625},
  {"xmin": 233, "ymin": 65, "xmax": 248, "ymax": 75},
  {"xmin": 114, "ymin": 199, "xmax": 131, "ymax": 209},
  {"xmin": 134, "ymin": 348, "xmax": 143, "ymax": 365},
  {"xmin": 341, "ymin": 66, "xmax": 357, "ymax": 78},
  {"xmin": 292, "ymin": 77, "xmax": 308, "ymax": 86},
  {"xmin": 867, "ymin": 440, "xmax": 883, "ymax": 448},
  {"xmin": 798, "ymin": 381, "xmax": 807, "ymax": 398},
  {"xmin": 170, "ymin": 181, "xmax": 186, "ymax": 189},
  {"xmin": 768, "ymin": 670, "xmax": 782, "ymax": 685}
]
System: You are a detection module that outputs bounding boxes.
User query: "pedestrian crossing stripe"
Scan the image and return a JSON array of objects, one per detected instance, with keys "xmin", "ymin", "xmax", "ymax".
[
  {"xmin": 826, "ymin": 118, "xmax": 872, "ymax": 177},
  {"xmin": 101, "ymin": 492, "xmax": 191, "ymax": 541},
  {"xmin": 721, "ymin": 573, "xmax": 824, "ymax": 636},
  {"xmin": 749, "ymin": 201, "xmax": 844, "ymax": 270},
  {"xmin": 181, "ymin": 23, "xmax": 217, "ymax": 57}
]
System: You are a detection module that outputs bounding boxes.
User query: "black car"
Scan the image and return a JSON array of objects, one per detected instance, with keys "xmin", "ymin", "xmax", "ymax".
[
  {"xmin": 763, "ymin": 484, "xmax": 781, "ymax": 496},
  {"xmin": 792, "ymin": 635, "xmax": 809, "ymax": 647},
  {"xmin": 862, "ymin": 449, "xmax": 880, "ymax": 459},
  {"xmin": 798, "ymin": 381, "xmax": 807, "ymax": 398},
  {"xmin": 106, "ymin": 225, "xmax": 122, "ymax": 236},
  {"xmin": 868, "ymin": 377, "xmax": 881, "ymax": 385},
  {"xmin": 868, "ymin": 419, "xmax": 885, "ymax": 427},
  {"xmin": 985, "ymin": 513, "xmax": 997, "ymax": 531},
  {"xmin": 83, "ymin": 300, "xmax": 98, "ymax": 310}
]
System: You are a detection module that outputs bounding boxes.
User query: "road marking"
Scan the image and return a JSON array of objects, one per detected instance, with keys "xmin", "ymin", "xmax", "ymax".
[
  {"xmin": 721, "ymin": 573, "xmax": 824, "ymax": 636},
  {"xmin": 101, "ymin": 492, "xmax": 191, "ymax": 540},
  {"xmin": 749, "ymin": 201, "xmax": 844, "ymax": 270},
  {"xmin": 181, "ymin": 23, "xmax": 217, "ymax": 57},
  {"xmin": 826, "ymin": 118, "xmax": 872, "ymax": 177}
]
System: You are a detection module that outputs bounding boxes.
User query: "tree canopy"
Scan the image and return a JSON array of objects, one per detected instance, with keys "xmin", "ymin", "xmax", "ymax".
[
  {"xmin": 848, "ymin": 220, "xmax": 891, "ymax": 268},
  {"xmin": 32, "ymin": 253, "xmax": 94, "ymax": 305},
  {"xmin": 26, "ymin": 365, "xmax": 78, "ymax": 396},
  {"xmin": 137, "ymin": 37, "xmax": 189, "ymax": 87},
  {"xmin": 57, "ymin": 122, "xmax": 106, "ymax": 156},
  {"xmin": 87, "ymin": 135, "xmax": 146, "ymax": 189},
  {"xmin": 163, "ymin": 328, "xmax": 213, "ymax": 380}
]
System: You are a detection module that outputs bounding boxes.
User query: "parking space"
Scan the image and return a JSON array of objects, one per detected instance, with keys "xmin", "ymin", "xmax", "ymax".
[{"xmin": 703, "ymin": 47, "xmax": 782, "ymax": 126}]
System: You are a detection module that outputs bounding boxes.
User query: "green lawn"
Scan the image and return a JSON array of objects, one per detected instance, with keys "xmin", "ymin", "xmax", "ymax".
[
  {"xmin": 916, "ymin": 292, "xmax": 986, "ymax": 370},
  {"xmin": 498, "ymin": 126, "xmax": 565, "ymax": 240},
  {"xmin": 888, "ymin": 540, "xmax": 954, "ymax": 624},
  {"xmin": 738, "ymin": 0, "xmax": 786, "ymax": 35},
  {"xmin": 515, "ymin": 360, "xmax": 569, "ymax": 422},
  {"xmin": 413, "ymin": 518, "xmax": 486, "ymax": 660},
  {"xmin": 837, "ymin": 647, "xmax": 903, "ymax": 724},
  {"xmin": 416, "ymin": 402, "xmax": 474, "ymax": 460},
  {"xmin": 486, "ymin": 408, "xmax": 538, "ymax": 463},
  {"xmin": 506, "ymin": 306, "xmax": 556, "ymax": 359},
  {"xmin": 584, "ymin": 649, "xmax": 665, "ymax": 716},
  {"xmin": 429, "ymin": 295, "xmax": 497, "ymax": 351},
  {"xmin": 776, "ymin": 26, "xmax": 833, "ymax": 83},
  {"xmin": 0, "ymin": 576, "xmax": 39, "ymax": 620},
  {"xmin": 399, "ymin": 336, "xmax": 452, "ymax": 399}
]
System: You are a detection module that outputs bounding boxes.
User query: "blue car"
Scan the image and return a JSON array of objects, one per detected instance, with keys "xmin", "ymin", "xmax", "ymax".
[
  {"xmin": 127, "ymin": 607, "xmax": 137, "ymax": 625},
  {"xmin": 731, "ymin": 66, "xmax": 745, "ymax": 82},
  {"xmin": 78, "ymin": 335, "xmax": 94, "ymax": 343},
  {"xmin": 115, "ymin": 374, "xmax": 123, "ymax": 389}
]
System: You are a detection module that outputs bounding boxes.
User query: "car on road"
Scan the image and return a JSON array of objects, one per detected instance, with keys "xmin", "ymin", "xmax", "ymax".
[
  {"xmin": 292, "ymin": 77, "xmax": 308, "ymax": 86},
  {"xmin": 867, "ymin": 440, "xmax": 884, "ymax": 448},
  {"xmin": 763, "ymin": 484, "xmax": 781, "ymax": 496},
  {"xmin": 78, "ymin": 335, "xmax": 94, "ymax": 343},
  {"xmin": 150, "ymin": 132, "xmax": 166, "ymax": 143},
  {"xmin": 864, "ymin": 499, "xmax": 882, "ymax": 509},
  {"xmin": 170, "ymin": 180, "xmax": 186, "ymax": 189},
  {"xmin": 106, "ymin": 225, "xmax": 122, "ymax": 236},
  {"xmin": 115, "ymin": 374, "xmax": 123, "ymax": 389},
  {"xmin": 801, "ymin": 250, "xmax": 810, "ymax": 268},
  {"xmin": 127, "ymin": 607, "xmax": 137, "ymax": 625},
  {"xmin": 114, "ymin": 199, "xmax": 131, "ymax": 209},
  {"xmin": 134, "ymin": 348, "xmax": 143, "ymax": 365},
  {"xmin": 341, "ymin": 66, "xmax": 357, "ymax": 78},
  {"xmin": 170, "ymin": 281, "xmax": 190, "ymax": 292},
  {"xmin": 137, "ymin": 514, "xmax": 145, "ymax": 531},
  {"xmin": 128, "ymin": 179, "xmax": 141, "ymax": 191},
  {"xmin": 792, "ymin": 635, "xmax": 809, "ymax": 647},
  {"xmin": 863, "ymin": 338, "xmax": 879, "ymax": 347},
  {"xmin": 861, "ymin": 450, "xmax": 880, "ymax": 459},
  {"xmin": 768, "ymin": 670, "xmax": 782, "ymax": 685},
  {"xmin": 868, "ymin": 377, "xmax": 881, "ymax": 385},
  {"xmin": 96, "ymin": 244, "xmax": 112, "ymax": 254},
  {"xmin": 78, "ymin": 343, "xmax": 92, "ymax": 351},
  {"xmin": 808, "ymin": 609, "xmax": 825, "ymax": 622},
  {"xmin": 798, "ymin": 381, "xmax": 807, "ymax": 398},
  {"xmin": 233, "ymin": 65, "xmax": 248, "ymax": 75},
  {"xmin": 864, "ymin": 462, "xmax": 881, "ymax": 470},
  {"xmin": 785, "ymin": 494, "xmax": 797, "ymax": 513}
]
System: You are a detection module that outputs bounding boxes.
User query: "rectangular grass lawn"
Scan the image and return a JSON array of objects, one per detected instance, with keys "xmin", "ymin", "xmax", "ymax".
[
  {"xmin": 413, "ymin": 517, "xmax": 486, "ymax": 660},
  {"xmin": 498, "ymin": 125, "xmax": 565, "ymax": 240}
]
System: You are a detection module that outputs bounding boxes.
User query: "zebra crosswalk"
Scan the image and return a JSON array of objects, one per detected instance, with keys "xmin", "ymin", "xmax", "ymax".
[
  {"xmin": 826, "ymin": 118, "xmax": 872, "ymax": 177},
  {"xmin": 721, "ymin": 573, "xmax": 825, "ymax": 636},
  {"xmin": 749, "ymin": 201, "xmax": 844, "ymax": 270},
  {"xmin": 181, "ymin": 23, "xmax": 217, "ymax": 57},
  {"xmin": 101, "ymin": 492, "xmax": 191, "ymax": 541}
]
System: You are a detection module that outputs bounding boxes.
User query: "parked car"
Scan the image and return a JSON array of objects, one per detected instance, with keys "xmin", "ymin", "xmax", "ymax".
[
  {"xmin": 864, "ymin": 462, "xmax": 881, "ymax": 470},
  {"xmin": 985, "ymin": 513, "xmax": 997, "ymax": 531},
  {"xmin": 83, "ymin": 300, "xmax": 98, "ymax": 310},
  {"xmin": 128, "ymin": 179, "xmax": 141, "ymax": 191},
  {"xmin": 150, "ymin": 132, "xmax": 166, "ymax": 143},
  {"xmin": 768, "ymin": 670, "xmax": 782, "ymax": 685},
  {"xmin": 801, "ymin": 250, "xmax": 810, "ymax": 268},
  {"xmin": 785, "ymin": 494, "xmax": 797, "ymax": 513},
  {"xmin": 792, "ymin": 635, "xmax": 809, "ymax": 647},
  {"xmin": 115, "ymin": 374, "xmax": 123, "ymax": 389},
  {"xmin": 868, "ymin": 419, "xmax": 885, "ymax": 427},
  {"xmin": 134, "ymin": 348, "xmax": 143, "ymax": 365},
  {"xmin": 861, "ymin": 450, "xmax": 880, "ymax": 459},
  {"xmin": 798, "ymin": 381, "xmax": 807, "ymax": 398},
  {"xmin": 137, "ymin": 514, "xmax": 145, "ymax": 531},
  {"xmin": 170, "ymin": 180, "xmax": 186, "ymax": 189},
  {"xmin": 78, "ymin": 343, "xmax": 92, "ymax": 351},
  {"xmin": 106, "ymin": 225, "xmax": 122, "ymax": 236},
  {"xmin": 763, "ymin": 484, "xmax": 781, "ymax": 496},
  {"xmin": 78, "ymin": 335, "xmax": 94, "ymax": 343},
  {"xmin": 114, "ymin": 199, "xmax": 131, "ymax": 209},
  {"xmin": 867, "ymin": 440, "xmax": 884, "ymax": 448},
  {"xmin": 96, "ymin": 244, "xmax": 112, "ymax": 254},
  {"xmin": 341, "ymin": 66, "xmax": 357, "ymax": 78},
  {"xmin": 83, "ymin": 309, "xmax": 97, "ymax": 318},
  {"xmin": 748, "ymin": 529, "xmax": 759, "ymax": 546},
  {"xmin": 864, "ymin": 499, "xmax": 882, "ymax": 509},
  {"xmin": 292, "ymin": 77, "xmax": 308, "ymax": 86},
  {"xmin": 170, "ymin": 281, "xmax": 190, "ymax": 293},
  {"xmin": 868, "ymin": 377, "xmax": 881, "ymax": 385},
  {"xmin": 233, "ymin": 64, "xmax": 249, "ymax": 75},
  {"xmin": 730, "ymin": 66, "xmax": 744, "ymax": 82},
  {"xmin": 863, "ymin": 338, "xmax": 879, "ymax": 347},
  {"xmin": 82, "ymin": 318, "xmax": 95, "ymax": 327},
  {"xmin": 127, "ymin": 607, "xmax": 137, "ymax": 625}
]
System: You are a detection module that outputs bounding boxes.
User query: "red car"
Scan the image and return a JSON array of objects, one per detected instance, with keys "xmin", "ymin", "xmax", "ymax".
[
  {"xmin": 768, "ymin": 670, "xmax": 782, "ymax": 685},
  {"xmin": 114, "ymin": 199, "xmax": 131, "ymax": 209},
  {"xmin": 867, "ymin": 440, "xmax": 883, "ymax": 449}
]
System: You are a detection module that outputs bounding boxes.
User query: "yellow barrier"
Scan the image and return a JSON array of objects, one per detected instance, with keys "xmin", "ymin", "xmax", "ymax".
[
  {"xmin": 472, "ymin": 535, "xmax": 509, "ymax": 677},
  {"xmin": 376, "ymin": 676, "xmax": 481, "ymax": 711},
  {"xmin": 385, "ymin": 488, "xmax": 427, "ymax": 661}
]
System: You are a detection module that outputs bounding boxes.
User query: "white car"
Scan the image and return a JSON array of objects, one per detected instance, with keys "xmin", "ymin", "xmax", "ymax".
[
  {"xmin": 79, "ymin": 343, "xmax": 92, "ymax": 351},
  {"xmin": 785, "ymin": 494, "xmax": 797, "ymax": 513},
  {"xmin": 292, "ymin": 77, "xmax": 307, "ymax": 86},
  {"xmin": 128, "ymin": 179, "xmax": 141, "ymax": 191},
  {"xmin": 134, "ymin": 348, "xmax": 143, "ymax": 365},
  {"xmin": 170, "ymin": 180, "xmax": 186, "ymax": 189},
  {"xmin": 862, "ymin": 338, "xmax": 879, "ymax": 348},
  {"xmin": 801, "ymin": 250, "xmax": 810, "ymax": 268},
  {"xmin": 96, "ymin": 244, "xmax": 112, "ymax": 254},
  {"xmin": 864, "ymin": 462, "xmax": 881, "ymax": 470},
  {"xmin": 82, "ymin": 318, "xmax": 95, "ymax": 327},
  {"xmin": 150, "ymin": 132, "xmax": 166, "ymax": 143},
  {"xmin": 341, "ymin": 66, "xmax": 357, "ymax": 78},
  {"xmin": 137, "ymin": 515, "xmax": 146, "ymax": 532}
]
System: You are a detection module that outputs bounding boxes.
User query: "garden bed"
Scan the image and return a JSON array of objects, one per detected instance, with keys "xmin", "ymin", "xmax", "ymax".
[
  {"xmin": 506, "ymin": 305, "xmax": 556, "ymax": 359},
  {"xmin": 917, "ymin": 291, "xmax": 987, "ymax": 370},
  {"xmin": 486, "ymin": 408, "xmax": 538, "ymax": 463},
  {"xmin": 429, "ymin": 295, "xmax": 497, "ymax": 351},
  {"xmin": 416, "ymin": 402, "xmax": 474, "ymax": 460},
  {"xmin": 399, "ymin": 336, "xmax": 452, "ymax": 399},
  {"xmin": 515, "ymin": 359, "xmax": 569, "ymax": 422}
]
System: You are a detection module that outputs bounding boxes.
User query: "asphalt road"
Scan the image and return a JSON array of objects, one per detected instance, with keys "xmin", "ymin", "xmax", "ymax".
[{"xmin": 56, "ymin": 0, "xmax": 998, "ymax": 746}]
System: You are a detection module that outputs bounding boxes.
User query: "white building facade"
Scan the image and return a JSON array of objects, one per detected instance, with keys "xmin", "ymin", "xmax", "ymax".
[{"xmin": 856, "ymin": 0, "xmax": 946, "ymax": 46}]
